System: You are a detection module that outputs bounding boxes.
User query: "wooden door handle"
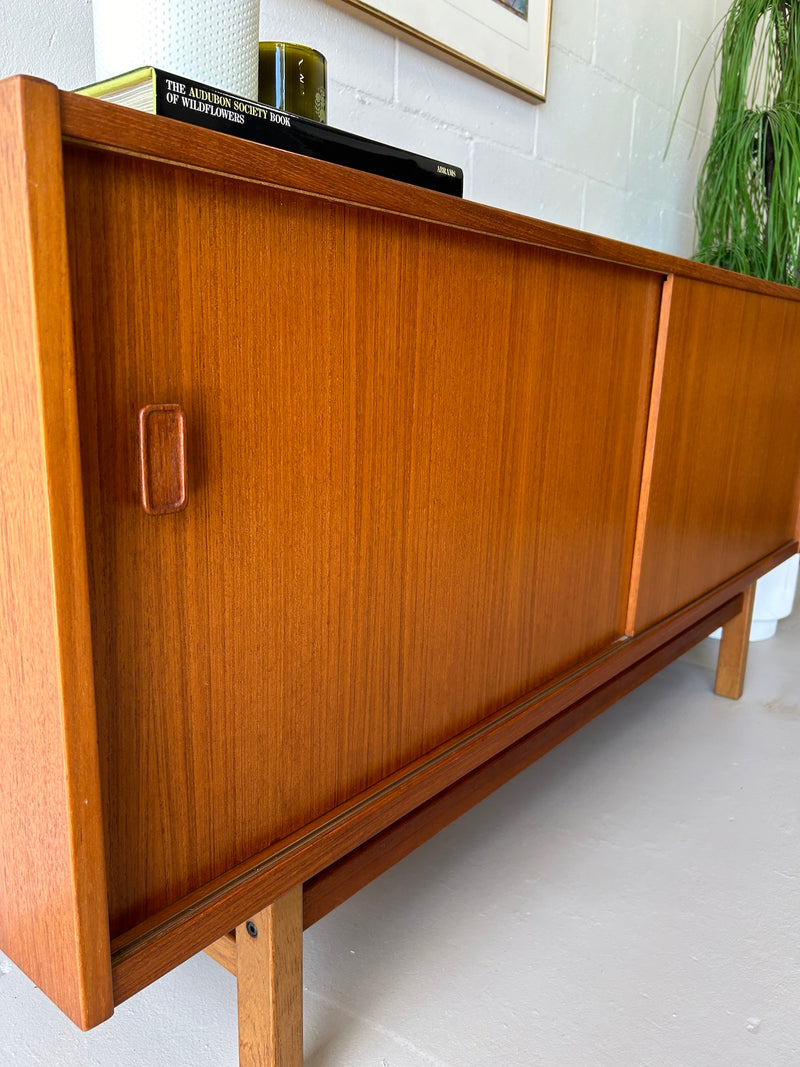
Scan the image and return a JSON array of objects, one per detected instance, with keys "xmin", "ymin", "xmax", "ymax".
[{"xmin": 138, "ymin": 404, "xmax": 187, "ymax": 515}]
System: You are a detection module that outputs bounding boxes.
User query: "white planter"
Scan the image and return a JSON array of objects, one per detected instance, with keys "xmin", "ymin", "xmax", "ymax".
[
  {"xmin": 710, "ymin": 554, "xmax": 799, "ymax": 642},
  {"xmin": 92, "ymin": 0, "xmax": 259, "ymax": 98}
]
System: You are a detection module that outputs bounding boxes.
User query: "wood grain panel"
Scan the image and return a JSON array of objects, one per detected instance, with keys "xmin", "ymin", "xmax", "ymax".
[
  {"xmin": 63, "ymin": 145, "xmax": 660, "ymax": 940},
  {"xmin": 631, "ymin": 275, "xmax": 800, "ymax": 630},
  {"xmin": 0, "ymin": 79, "xmax": 113, "ymax": 1028}
]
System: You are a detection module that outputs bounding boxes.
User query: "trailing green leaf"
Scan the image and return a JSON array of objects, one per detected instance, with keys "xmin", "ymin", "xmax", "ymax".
[{"xmin": 693, "ymin": 0, "xmax": 800, "ymax": 285}]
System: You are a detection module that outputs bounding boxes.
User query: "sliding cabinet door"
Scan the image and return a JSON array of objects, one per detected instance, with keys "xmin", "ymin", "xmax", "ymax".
[
  {"xmin": 631, "ymin": 275, "xmax": 800, "ymax": 631},
  {"xmin": 65, "ymin": 144, "xmax": 661, "ymax": 938}
]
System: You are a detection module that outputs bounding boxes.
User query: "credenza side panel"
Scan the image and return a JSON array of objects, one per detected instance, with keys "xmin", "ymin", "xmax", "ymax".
[
  {"xmin": 64, "ymin": 146, "xmax": 661, "ymax": 939},
  {"xmin": 630, "ymin": 274, "xmax": 800, "ymax": 631},
  {"xmin": 0, "ymin": 79, "xmax": 113, "ymax": 1029}
]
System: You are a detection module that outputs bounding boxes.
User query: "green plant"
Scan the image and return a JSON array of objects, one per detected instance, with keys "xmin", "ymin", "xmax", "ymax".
[{"xmin": 692, "ymin": 0, "xmax": 800, "ymax": 284}]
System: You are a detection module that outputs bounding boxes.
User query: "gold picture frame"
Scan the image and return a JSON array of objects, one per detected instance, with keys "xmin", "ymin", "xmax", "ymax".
[{"xmin": 334, "ymin": 0, "xmax": 553, "ymax": 100}]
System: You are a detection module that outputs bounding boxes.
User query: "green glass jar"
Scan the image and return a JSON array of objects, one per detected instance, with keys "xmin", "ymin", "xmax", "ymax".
[{"xmin": 258, "ymin": 42, "xmax": 327, "ymax": 123}]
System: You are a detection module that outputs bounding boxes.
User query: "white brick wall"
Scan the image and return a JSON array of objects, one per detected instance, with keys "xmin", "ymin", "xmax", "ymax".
[
  {"xmin": 257, "ymin": 0, "xmax": 720, "ymax": 255},
  {"xmin": 0, "ymin": 0, "xmax": 93, "ymax": 89},
  {"xmin": 0, "ymin": 0, "xmax": 723, "ymax": 257}
]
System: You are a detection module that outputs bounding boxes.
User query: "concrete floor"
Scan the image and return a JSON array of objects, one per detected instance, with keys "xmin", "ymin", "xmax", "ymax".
[{"xmin": 1, "ymin": 605, "xmax": 798, "ymax": 1066}]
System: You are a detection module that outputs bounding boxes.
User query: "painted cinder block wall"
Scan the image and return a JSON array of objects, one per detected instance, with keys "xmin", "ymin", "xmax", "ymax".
[{"xmin": 0, "ymin": 0, "xmax": 723, "ymax": 255}]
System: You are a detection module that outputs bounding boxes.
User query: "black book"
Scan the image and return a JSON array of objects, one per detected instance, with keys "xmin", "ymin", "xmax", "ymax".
[{"xmin": 76, "ymin": 66, "xmax": 464, "ymax": 197}]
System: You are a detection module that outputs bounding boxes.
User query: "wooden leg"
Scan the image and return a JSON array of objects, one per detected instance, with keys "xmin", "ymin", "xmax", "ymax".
[
  {"xmin": 714, "ymin": 584, "xmax": 757, "ymax": 699},
  {"xmin": 236, "ymin": 886, "xmax": 304, "ymax": 1067},
  {"xmin": 205, "ymin": 930, "xmax": 237, "ymax": 975}
]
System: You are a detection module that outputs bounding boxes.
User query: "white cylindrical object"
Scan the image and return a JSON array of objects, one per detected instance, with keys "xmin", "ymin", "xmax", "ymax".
[
  {"xmin": 92, "ymin": 0, "xmax": 259, "ymax": 98},
  {"xmin": 749, "ymin": 553, "xmax": 799, "ymax": 640},
  {"xmin": 709, "ymin": 554, "xmax": 799, "ymax": 642}
]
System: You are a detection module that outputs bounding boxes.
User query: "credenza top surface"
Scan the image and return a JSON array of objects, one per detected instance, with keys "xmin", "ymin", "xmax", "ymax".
[{"xmin": 0, "ymin": 75, "xmax": 782, "ymax": 304}]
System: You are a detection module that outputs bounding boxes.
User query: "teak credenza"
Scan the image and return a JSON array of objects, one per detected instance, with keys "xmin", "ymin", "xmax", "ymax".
[{"xmin": 1, "ymin": 75, "xmax": 799, "ymax": 1065}]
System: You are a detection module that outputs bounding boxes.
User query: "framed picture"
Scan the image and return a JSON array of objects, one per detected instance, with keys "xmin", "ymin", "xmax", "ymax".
[{"xmin": 335, "ymin": 0, "xmax": 553, "ymax": 100}]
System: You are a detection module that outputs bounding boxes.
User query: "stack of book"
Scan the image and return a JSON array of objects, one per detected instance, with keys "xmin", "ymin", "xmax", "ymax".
[{"xmin": 77, "ymin": 67, "xmax": 464, "ymax": 197}]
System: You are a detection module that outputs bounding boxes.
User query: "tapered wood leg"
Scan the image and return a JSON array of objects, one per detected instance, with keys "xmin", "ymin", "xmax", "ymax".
[
  {"xmin": 714, "ymin": 584, "xmax": 757, "ymax": 699},
  {"xmin": 236, "ymin": 886, "xmax": 304, "ymax": 1067}
]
